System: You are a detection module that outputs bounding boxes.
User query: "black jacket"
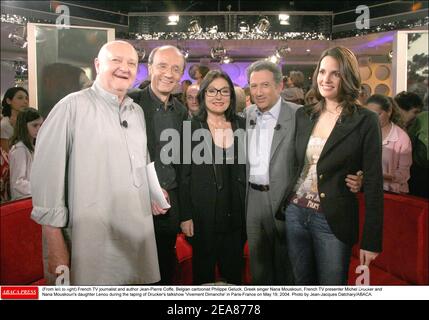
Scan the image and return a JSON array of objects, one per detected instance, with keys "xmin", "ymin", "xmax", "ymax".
[
  {"xmin": 129, "ymin": 86, "xmax": 188, "ymax": 190},
  {"xmin": 179, "ymin": 117, "xmax": 246, "ymax": 235},
  {"xmin": 283, "ymin": 105, "xmax": 384, "ymax": 252}
]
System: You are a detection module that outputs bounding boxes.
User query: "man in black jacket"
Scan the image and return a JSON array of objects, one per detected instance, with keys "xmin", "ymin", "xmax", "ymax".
[{"xmin": 129, "ymin": 45, "xmax": 187, "ymax": 284}]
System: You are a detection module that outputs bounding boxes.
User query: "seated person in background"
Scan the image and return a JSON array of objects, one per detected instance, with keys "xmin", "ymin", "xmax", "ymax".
[
  {"xmin": 408, "ymin": 111, "xmax": 428, "ymax": 198},
  {"xmin": 394, "ymin": 91, "xmax": 423, "ymax": 129},
  {"xmin": 243, "ymin": 87, "xmax": 253, "ymax": 107},
  {"xmin": 365, "ymin": 94, "xmax": 412, "ymax": 193},
  {"xmin": 184, "ymin": 83, "xmax": 200, "ymax": 119},
  {"xmin": 180, "ymin": 79, "xmax": 192, "ymax": 104},
  {"xmin": 280, "ymin": 71, "xmax": 305, "ymax": 105},
  {"xmin": 304, "ymin": 87, "xmax": 318, "ymax": 105},
  {"xmin": 9, "ymin": 107, "xmax": 43, "ymax": 200},
  {"xmin": 358, "ymin": 85, "xmax": 370, "ymax": 105}
]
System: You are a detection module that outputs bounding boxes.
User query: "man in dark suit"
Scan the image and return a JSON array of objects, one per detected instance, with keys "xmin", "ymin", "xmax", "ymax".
[{"xmin": 129, "ymin": 45, "xmax": 188, "ymax": 284}]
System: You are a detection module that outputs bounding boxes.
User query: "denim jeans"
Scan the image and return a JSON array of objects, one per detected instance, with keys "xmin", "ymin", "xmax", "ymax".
[{"xmin": 285, "ymin": 203, "xmax": 352, "ymax": 285}]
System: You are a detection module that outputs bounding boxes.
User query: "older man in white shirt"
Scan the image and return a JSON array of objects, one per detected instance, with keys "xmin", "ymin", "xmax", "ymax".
[{"xmin": 31, "ymin": 40, "xmax": 162, "ymax": 285}]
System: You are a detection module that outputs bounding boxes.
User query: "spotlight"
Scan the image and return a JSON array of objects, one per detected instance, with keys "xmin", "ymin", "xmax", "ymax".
[
  {"xmin": 255, "ymin": 17, "xmax": 270, "ymax": 34},
  {"xmin": 267, "ymin": 55, "xmax": 279, "ymax": 64},
  {"xmin": 208, "ymin": 25, "xmax": 218, "ymax": 34},
  {"xmin": 238, "ymin": 21, "xmax": 250, "ymax": 33},
  {"xmin": 220, "ymin": 56, "xmax": 232, "ymax": 64},
  {"xmin": 167, "ymin": 15, "xmax": 179, "ymax": 26},
  {"xmin": 188, "ymin": 19, "xmax": 202, "ymax": 34},
  {"xmin": 279, "ymin": 14, "xmax": 290, "ymax": 25},
  {"xmin": 275, "ymin": 45, "xmax": 291, "ymax": 58},
  {"xmin": 211, "ymin": 44, "xmax": 226, "ymax": 60}
]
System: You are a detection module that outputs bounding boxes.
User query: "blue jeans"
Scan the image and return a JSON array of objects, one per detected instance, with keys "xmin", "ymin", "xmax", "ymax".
[{"xmin": 285, "ymin": 204, "xmax": 351, "ymax": 285}]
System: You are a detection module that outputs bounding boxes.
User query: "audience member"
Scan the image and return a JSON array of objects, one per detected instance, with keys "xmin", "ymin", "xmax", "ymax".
[
  {"xmin": 408, "ymin": 111, "xmax": 428, "ymax": 198},
  {"xmin": 281, "ymin": 71, "xmax": 305, "ymax": 105},
  {"xmin": 1, "ymin": 87, "xmax": 29, "ymax": 153},
  {"xmin": 184, "ymin": 83, "xmax": 200, "ymax": 119},
  {"xmin": 394, "ymin": 91, "xmax": 423, "ymax": 129},
  {"xmin": 234, "ymin": 86, "xmax": 246, "ymax": 118},
  {"xmin": 9, "ymin": 107, "xmax": 43, "ymax": 200},
  {"xmin": 365, "ymin": 94, "xmax": 412, "ymax": 193}
]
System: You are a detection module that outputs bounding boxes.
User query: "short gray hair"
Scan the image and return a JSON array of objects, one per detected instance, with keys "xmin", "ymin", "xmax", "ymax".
[
  {"xmin": 246, "ymin": 60, "xmax": 283, "ymax": 84},
  {"xmin": 148, "ymin": 45, "xmax": 186, "ymax": 70}
]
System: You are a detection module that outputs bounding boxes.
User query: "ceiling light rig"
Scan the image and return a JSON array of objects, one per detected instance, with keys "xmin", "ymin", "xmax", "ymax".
[
  {"xmin": 210, "ymin": 41, "xmax": 232, "ymax": 64},
  {"xmin": 254, "ymin": 16, "xmax": 270, "ymax": 34},
  {"xmin": 167, "ymin": 15, "xmax": 179, "ymax": 26},
  {"xmin": 188, "ymin": 19, "xmax": 202, "ymax": 34},
  {"xmin": 8, "ymin": 26, "xmax": 27, "ymax": 49},
  {"xmin": 278, "ymin": 14, "xmax": 290, "ymax": 26}
]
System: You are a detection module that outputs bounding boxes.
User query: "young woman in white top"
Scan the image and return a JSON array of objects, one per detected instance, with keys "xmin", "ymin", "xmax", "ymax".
[{"xmin": 9, "ymin": 107, "xmax": 43, "ymax": 200}]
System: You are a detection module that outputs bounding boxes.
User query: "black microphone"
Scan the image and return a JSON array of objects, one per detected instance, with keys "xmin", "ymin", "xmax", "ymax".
[
  {"xmin": 121, "ymin": 120, "xmax": 128, "ymax": 128},
  {"xmin": 274, "ymin": 124, "xmax": 281, "ymax": 130},
  {"xmin": 249, "ymin": 119, "xmax": 256, "ymax": 128}
]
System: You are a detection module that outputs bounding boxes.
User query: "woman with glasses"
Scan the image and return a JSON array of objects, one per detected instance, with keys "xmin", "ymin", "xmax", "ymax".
[{"xmin": 179, "ymin": 70, "xmax": 246, "ymax": 284}]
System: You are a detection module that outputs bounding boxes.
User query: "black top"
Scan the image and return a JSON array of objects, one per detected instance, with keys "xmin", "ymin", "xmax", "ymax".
[
  {"xmin": 213, "ymin": 143, "xmax": 233, "ymax": 230},
  {"xmin": 129, "ymin": 86, "xmax": 188, "ymax": 190},
  {"xmin": 180, "ymin": 118, "xmax": 246, "ymax": 234}
]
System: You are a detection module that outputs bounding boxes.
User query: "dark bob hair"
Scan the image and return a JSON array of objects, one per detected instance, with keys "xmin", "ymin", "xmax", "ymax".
[
  {"xmin": 195, "ymin": 70, "xmax": 237, "ymax": 122},
  {"xmin": 1, "ymin": 87, "xmax": 29, "ymax": 117}
]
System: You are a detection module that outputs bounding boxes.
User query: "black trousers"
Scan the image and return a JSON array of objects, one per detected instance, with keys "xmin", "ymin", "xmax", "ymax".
[
  {"xmin": 153, "ymin": 188, "xmax": 180, "ymax": 285},
  {"xmin": 191, "ymin": 229, "xmax": 244, "ymax": 285}
]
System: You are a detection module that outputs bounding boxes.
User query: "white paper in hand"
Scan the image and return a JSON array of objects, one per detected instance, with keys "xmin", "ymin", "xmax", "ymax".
[{"xmin": 146, "ymin": 162, "xmax": 171, "ymax": 209}]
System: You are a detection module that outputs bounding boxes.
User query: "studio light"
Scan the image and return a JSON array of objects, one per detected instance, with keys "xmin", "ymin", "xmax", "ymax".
[
  {"xmin": 275, "ymin": 44, "xmax": 291, "ymax": 58},
  {"xmin": 188, "ymin": 19, "xmax": 202, "ymax": 34},
  {"xmin": 220, "ymin": 56, "xmax": 232, "ymax": 64},
  {"xmin": 208, "ymin": 25, "xmax": 218, "ymax": 34},
  {"xmin": 255, "ymin": 17, "xmax": 270, "ymax": 34},
  {"xmin": 279, "ymin": 14, "xmax": 290, "ymax": 25},
  {"xmin": 210, "ymin": 43, "xmax": 226, "ymax": 60},
  {"xmin": 239, "ymin": 21, "xmax": 250, "ymax": 33},
  {"xmin": 267, "ymin": 55, "xmax": 280, "ymax": 64},
  {"xmin": 167, "ymin": 15, "xmax": 179, "ymax": 26}
]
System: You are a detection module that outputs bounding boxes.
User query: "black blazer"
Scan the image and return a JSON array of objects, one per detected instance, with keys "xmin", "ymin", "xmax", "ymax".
[
  {"xmin": 179, "ymin": 117, "xmax": 246, "ymax": 235},
  {"xmin": 284, "ymin": 105, "xmax": 384, "ymax": 252}
]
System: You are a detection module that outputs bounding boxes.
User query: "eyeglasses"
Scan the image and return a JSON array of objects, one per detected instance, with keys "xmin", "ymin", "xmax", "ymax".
[
  {"xmin": 206, "ymin": 87, "xmax": 231, "ymax": 97},
  {"xmin": 154, "ymin": 63, "xmax": 183, "ymax": 76}
]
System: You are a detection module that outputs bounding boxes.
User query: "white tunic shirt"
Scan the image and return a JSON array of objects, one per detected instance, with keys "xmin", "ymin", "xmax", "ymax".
[
  {"xmin": 31, "ymin": 80, "xmax": 160, "ymax": 285},
  {"xmin": 9, "ymin": 141, "xmax": 33, "ymax": 200}
]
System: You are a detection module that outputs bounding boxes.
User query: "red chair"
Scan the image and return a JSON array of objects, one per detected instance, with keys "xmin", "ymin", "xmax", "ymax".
[
  {"xmin": 0, "ymin": 198, "xmax": 45, "ymax": 285},
  {"xmin": 348, "ymin": 193, "xmax": 428, "ymax": 285}
]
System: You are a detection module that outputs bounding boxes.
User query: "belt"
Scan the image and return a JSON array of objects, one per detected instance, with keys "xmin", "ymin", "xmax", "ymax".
[{"xmin": 249, "ymin": 183, "xmax": 270, "ymax": 192}]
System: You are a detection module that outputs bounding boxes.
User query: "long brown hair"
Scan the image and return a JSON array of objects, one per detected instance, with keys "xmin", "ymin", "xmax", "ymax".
[
  {"xmin": 309, "ymin": 46, "xmax": 361, "ymax": 116},
  {"xmin": 10, "ymin": 107, "xmax": 42, "ymax": 153},
  {"xmin": 366, "ymin": 94, "xmax": 405, "ymax": 128}
]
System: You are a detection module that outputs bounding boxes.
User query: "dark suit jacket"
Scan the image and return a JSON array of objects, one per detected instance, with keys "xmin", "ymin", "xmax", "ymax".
[
  {"xmin": 179, "ymin": 117, "xmax": 246, "ymax": 237},
  {"xmin": 284, "ymin": 104, "xmax": 384, "ymax": 252}
]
